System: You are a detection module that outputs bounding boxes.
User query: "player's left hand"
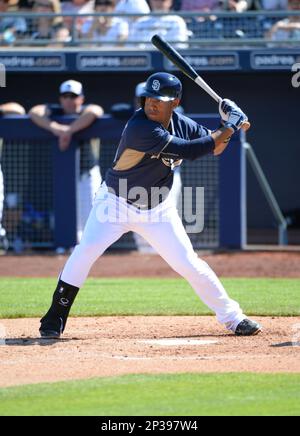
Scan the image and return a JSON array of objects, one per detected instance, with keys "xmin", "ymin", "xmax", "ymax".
[
  {"xmin": 219, "ymin": 98, "xmax": 242, "ymax": 122},
  {"xmin": 219, "ymin": 98, "xmax": 249, "ymax": 132}
]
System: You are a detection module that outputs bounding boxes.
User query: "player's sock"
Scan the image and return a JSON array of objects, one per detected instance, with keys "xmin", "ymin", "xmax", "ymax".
[{"xmin": 40, "ymin": 279, "xmax": 79, "ymax": 334}]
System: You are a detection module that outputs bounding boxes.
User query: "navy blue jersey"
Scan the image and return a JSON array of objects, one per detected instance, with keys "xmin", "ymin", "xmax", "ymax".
[{"xmin": 105, "ymin": 109, "xmax": 213, "ymax": 209}]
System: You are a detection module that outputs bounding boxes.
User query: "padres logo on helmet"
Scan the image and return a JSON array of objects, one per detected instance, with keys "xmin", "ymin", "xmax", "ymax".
[
  {"xmin": 141, "ymin": 72, "xmax": 182, "ymax": 102},
  {"xmin": 152, "ymin": 80, "xmax": 161, "ymax": 91}
]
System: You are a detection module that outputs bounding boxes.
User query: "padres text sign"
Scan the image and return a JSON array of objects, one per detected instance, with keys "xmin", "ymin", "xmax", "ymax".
[
  {"xmin": 0, "ymin": 54, "xmax": 66, "ymax": 71},
  {"xmin": 77, "ymin": 53, "xmax": 152, "ymax": 71},
  {"xmin": 251, "ymin": 50, "xmax": 300, "ymax": 70},
  {"xmin": 164, "ymin": 52, "xmax": 239, "ymax": 71}
]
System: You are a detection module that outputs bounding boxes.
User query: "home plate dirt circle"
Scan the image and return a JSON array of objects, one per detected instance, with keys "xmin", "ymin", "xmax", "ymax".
[{"xmin": 0, "ymin": 316, "xmax": 300, "ymax": 388}]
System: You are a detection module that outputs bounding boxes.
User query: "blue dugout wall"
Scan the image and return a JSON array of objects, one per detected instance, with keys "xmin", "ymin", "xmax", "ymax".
[{"xmin": 0, "ymin": 115, "xmax": 246, "ymax": 250}]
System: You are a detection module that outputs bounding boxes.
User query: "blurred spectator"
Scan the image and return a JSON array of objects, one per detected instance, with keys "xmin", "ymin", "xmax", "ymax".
[
  {"xmin": 62, "ymin": 0, "xmax": 94, "ymax": 35},
  {"xmin": 0, "ymin": 102, "xmax": 26, "ymax": 251},
  {"xmin": 115, "ymin": 0, "xmax": 150, "ymax": 14},
  {"xmin": 0, "ymin": 0, "xmax": 27, "ymax": 45},
  {"xmin": 178, "ymin": 0, "xmax": 221, "ymax": 11},
  {"xmin": 266, "ymin": 0, "xmax": 300, "ymax": 41},
  {"xmin": 127, "ymin": 0, "xmax": 189, "ymax": 48},
  {"xmin": 80, "ymin": 0, "xmax": 128, "ymax": 44},
  {"xmin": 254, "ymin": 0, "xmax": 288, "ymax": 10},
  {"xmin": 115, "ymin": 0, "xmax": 150, "ymax": 31},
  {"xmin": 177, "ymin": 0, "xmax": 251, "ymax": 10},
  {"xmin": 175, "ymin": 0, "xmax": 222, "ymax": 37},
  {"xmin": 29, "ymin": 80, "xmax": 104, "ymax": 241},
  {"xmin": 223, "ymin": 0, "xmax": 250, "ymax": 11},
  {"xmin": 31, "ymin": 0, "xmax": 71, "ymax": 43},
  {"xmin": 18, "ymin": 0, "xmax": 35, "ymax": 9},
  {"xmin": 51, "ymin": 25, "xmax": 72, "ymax": 44}
]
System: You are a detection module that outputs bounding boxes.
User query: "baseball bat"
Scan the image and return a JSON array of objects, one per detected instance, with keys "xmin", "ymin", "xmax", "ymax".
[{"xmin": 151, "ymin": 34, "xmax": 250, "ymax": 131}]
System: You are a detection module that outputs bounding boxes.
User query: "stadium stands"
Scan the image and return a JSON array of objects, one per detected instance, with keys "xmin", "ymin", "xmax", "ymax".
[{"xmin": 0, "ymin": 1, "xmax": 299, "ymax": 47}]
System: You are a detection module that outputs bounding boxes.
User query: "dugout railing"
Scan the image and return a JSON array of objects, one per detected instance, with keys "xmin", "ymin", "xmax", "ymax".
[
  {"xmin": 0, "ymin": 11, "xmax": 299, "ymax": 48},
  {"xmin": 0, "ymin": 115, "xmax": 245, "ymax": 251}
]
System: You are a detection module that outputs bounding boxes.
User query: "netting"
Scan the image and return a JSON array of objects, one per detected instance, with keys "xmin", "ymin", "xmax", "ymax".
[{"xmin": 0, "ymin": 139, "xmax": 54, "ymax": 251}]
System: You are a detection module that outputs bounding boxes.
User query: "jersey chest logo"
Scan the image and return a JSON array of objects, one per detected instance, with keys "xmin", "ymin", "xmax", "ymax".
[{"xmin": 161, "ymin": 157, "xmax": 183, "ymax": 169}]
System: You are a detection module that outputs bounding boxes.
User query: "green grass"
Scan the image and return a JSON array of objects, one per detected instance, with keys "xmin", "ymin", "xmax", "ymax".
[
  {"xmin": 0, "ymin": 277, "xmax": 299, "ymax": 318},
  {"xmin": 1, "ymin": 373, "xmax": 299, "ymax": 416}
]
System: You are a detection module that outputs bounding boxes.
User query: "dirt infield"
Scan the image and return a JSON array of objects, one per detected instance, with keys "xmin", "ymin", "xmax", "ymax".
[
  {"xmin": 0, "ymin": 250, "xmax": 300, "ymax": 278},
  {"xmin": 0, "ymin": 251, "xmax": 299, "ymax": 388},
  {"xmin": 0, "ymin": 316, "xmax": 299, "ymax": 388}
]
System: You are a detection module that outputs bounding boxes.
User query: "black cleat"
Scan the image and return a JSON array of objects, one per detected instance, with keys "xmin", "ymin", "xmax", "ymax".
[
  {"xmin": 39, "ymin": 316, "xmax": 63, "ymax": 339},
  {"xmin": 40, "ymin": 330, "xmax": 61, "ymax": 339},
  {"xmin": 235, "ymin": 319, "xmax": 262, "ymax": 336}
]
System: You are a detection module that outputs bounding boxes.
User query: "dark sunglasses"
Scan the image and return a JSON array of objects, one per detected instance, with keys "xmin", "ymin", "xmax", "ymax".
[
  {"xmin": 95, "ymin": 0, "xmax": 114, "ymax": 6},
  {"xmin": 60, "ymin": 93, "xmax": 79, "ymax": 99}
]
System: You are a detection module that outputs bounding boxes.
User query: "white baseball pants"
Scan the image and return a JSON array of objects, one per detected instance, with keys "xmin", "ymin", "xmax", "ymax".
[
  {"xmin": 133, "ymin": 169, "xmax": 182, "ymax": 253},
  {"xmin": 77, "ymin": 165, "xmax": 102, "ymax": 242},
  {"xmin": 61, "ymin": 183, "xmax": 246, "ymax": 330}
]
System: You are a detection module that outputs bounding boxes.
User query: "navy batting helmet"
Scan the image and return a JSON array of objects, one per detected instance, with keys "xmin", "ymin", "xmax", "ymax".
[{"xmin": 141, "ymin": 72, "xmax": 182, "ymax": 102}]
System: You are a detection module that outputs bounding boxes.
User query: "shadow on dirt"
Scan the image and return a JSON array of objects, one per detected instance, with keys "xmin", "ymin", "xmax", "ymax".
[
  {"xmin": 0, "ymin": 337, "xmax": 81, "ymax": 347},
  {"xmin": 271, "ymin": 342, "xmax": 300, "ymax": 347}
]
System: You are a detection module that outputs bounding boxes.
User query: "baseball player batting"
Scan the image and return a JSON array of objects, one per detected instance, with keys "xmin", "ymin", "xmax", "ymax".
[{"xmin": 40, "ymin": 72, "xmax": 262, "ymax": 338}]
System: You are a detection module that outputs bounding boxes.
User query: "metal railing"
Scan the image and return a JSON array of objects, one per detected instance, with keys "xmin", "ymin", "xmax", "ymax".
[
  {"xmin": 244, "ymin": 142, "xmax": 288, "ymax": 246},
  {"xmin": 0, "ymin": 11, "xmax": 300, "ymax": 48}
]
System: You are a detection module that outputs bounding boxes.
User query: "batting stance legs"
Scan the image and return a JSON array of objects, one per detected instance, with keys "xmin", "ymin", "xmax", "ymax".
[
  {"xmin": 133, "ymin": 212, "xmax": 244, "ymax": 330},
  {"xmin": 40, "ymin": 185, "xmax": 247, "ymax": 337}
]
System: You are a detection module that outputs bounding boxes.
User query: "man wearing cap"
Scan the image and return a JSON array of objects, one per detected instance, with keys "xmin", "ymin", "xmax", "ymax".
[
  {"xmin": 39, "ymin": 71, "xmax": 262, "ymax": 339},
  {"xmin": 29, "ymin": 80, "xmax": 103, "ymax": 240}
]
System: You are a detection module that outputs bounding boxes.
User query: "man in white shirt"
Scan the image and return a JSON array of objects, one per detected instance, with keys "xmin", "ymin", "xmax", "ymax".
[
  {"xmin": 128, "ymin": 0, "xmax": 189, "ymax": 48},
  {"xmin": 80, "ymin": 0, "xmax": 129, "ymax": 44},
  {"xmin": 116, "ymin": 0, "xmax": 150, "ymax": 13}
]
